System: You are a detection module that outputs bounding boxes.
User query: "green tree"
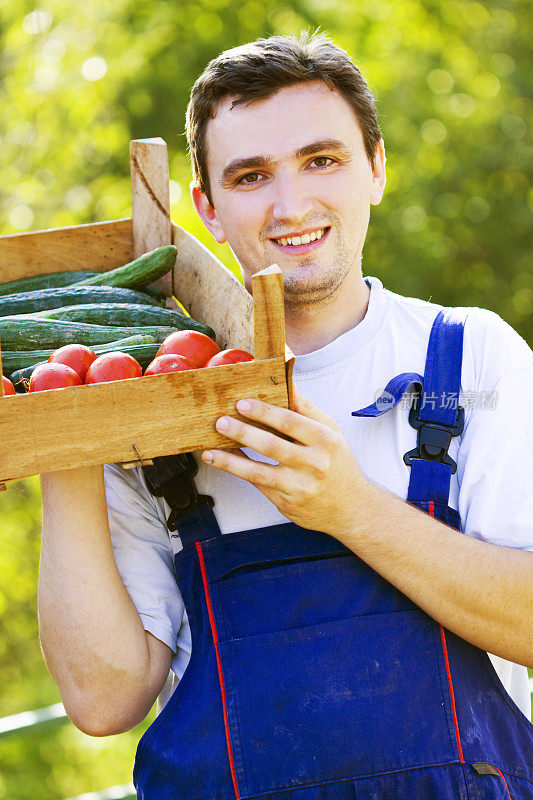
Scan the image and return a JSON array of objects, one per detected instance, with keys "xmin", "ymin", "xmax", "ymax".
[
  {"xmin": 0, "ymin": 1, "xmax": 531, "ymax": 797},
  {"xmin": 1, "ymin": 0, "xmax": 531, "ymax": 340}
]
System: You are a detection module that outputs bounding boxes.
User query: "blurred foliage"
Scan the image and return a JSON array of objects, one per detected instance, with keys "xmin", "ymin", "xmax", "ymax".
[
  {"xmin": 0, "ymin": 477, "xmax": 153, "ymax": 799},
  {"xmin": 0, "ymin": 0, "xmax": 531, "ymax": 797},
  {"xmin": 0, "ymin": 0, "xmax": 531, "ymax": 340}
]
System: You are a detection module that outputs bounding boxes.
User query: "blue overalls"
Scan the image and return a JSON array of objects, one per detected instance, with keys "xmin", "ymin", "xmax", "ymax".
[{"xmin": 134, "ymin": 310, "xmax": 533, "ymax": 799}]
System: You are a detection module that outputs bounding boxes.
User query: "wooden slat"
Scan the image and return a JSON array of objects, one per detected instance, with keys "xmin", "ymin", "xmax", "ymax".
[
  {"xmin": 130, "ymin": 138, "xmax": 172, "ymax": 299},
  {"xmin": 0, "ymin": 219, "xmax": 133, "ymax": 281},
  {"xmin": 252, "ymin": 264, "xmax": 285, "ymax": 360},
  {"xmin": 170, "ymin": 223, "xmax": 254, "ymax": 352},
  {"xmin": 285, "ymin": 345, "xmax": 295, "ymax": 411},
  {"xmin": 0, "ymin": 357, "xmax": 289, "ymax": 482}
]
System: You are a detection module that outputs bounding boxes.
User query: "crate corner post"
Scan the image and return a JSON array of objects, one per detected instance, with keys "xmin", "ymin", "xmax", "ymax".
[
  {"xmin": 251, "ymin": 264, "xmax": 286, "ymax": 361},
  {"xmin": 251, "ymin": 265, "xmax": 294, "ymax": 410},
  {"xmin": 129, "ymin": 137, "xmax": 173, "ymax": 293}
]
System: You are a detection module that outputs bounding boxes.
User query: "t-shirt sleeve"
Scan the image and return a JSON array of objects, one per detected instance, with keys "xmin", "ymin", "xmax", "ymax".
[
  {"xmin": 103, "ymin": 462, "xmax": 185, "ymax": 653},
  {"xmin": 457, "ymin": 310, "xmax": 533, "ymax": 550}
]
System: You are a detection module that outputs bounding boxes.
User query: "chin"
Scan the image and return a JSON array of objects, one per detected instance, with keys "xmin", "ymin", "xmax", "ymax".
[{"xmin": 283, "ymin": 278, "xmax": 342, "ymax": 308}]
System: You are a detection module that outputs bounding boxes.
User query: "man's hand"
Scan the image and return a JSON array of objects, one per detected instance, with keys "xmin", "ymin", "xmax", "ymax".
[
  {"xmin": 202, "ymin": 388, "xmax": 533, "ymax": 667},
  {"xmin": 202, "ymin": 386, "xmax": 369, "ymax": 535}
]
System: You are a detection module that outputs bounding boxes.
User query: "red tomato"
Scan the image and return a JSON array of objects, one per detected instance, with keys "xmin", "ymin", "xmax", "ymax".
[
  {"xmin": 144, "ymin": 354, "xmax": 194, "ymax": 376},
  {"xmin": 156, "ymin": 331, "xmax": 220, "ymax": 369},
  {"xmin": 205, "ymin": 349, "xmax": 254, "ymax": 367},
  {"xmin": 48, "ymin": 343, "xmax": 97, "ymax": 381},
  {"xmin": 85, "ymin": 352, "xmax": 142, "ymax": 384},
  {"xmin": 2, "ymin": 375, "xmax": 15, "ymax": 396},
  {"xmin": 29, "ymin": 363, "xmax": 82, "ymax": 392}
]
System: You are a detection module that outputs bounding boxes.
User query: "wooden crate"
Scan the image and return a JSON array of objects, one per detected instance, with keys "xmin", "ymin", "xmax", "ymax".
[{"xmin": 0, "ymin": 138, "xmax": 293, "ymax": 483}]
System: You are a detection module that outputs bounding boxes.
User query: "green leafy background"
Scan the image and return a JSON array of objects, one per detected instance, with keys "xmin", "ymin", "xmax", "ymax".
[{"xmin": 0, "ymin": 0, "xmax": 531, "ymax": 797}]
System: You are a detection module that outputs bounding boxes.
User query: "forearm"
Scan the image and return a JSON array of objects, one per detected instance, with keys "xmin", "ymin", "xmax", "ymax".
[
  {"xmin": 200, "ymin": 391, "xmax": 533, "ymax": 666},
  {"xmin": 338, "ymin": 481, "xmax": 533, "ymax": 667},
  {"xmin": 39, "ymin": 465, "xmax": 170, "ymax": 734}
]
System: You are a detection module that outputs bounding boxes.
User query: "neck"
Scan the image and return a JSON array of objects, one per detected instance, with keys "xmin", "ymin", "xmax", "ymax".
[{"xmin": 284, "ymin": 273, "xmax": 370, "ymax": 356}]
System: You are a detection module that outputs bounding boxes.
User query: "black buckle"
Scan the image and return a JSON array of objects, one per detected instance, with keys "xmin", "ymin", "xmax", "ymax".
[
  {"xmin": 143, "ymin": 454, "xmax": 214, "ymax": 531},
  {"xmin": 403, "ymin": 391, "xmax": 465, "ymax": 474}
]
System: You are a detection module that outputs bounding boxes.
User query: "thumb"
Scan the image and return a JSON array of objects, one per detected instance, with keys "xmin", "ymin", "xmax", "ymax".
[{"xmin": 291, "ymin": 385, "xmax": 340, "ymax": 432}]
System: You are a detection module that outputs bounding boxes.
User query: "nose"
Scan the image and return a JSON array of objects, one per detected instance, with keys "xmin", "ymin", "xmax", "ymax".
[{"xmin": 271, "ymin": 170, "xmax": 313, "ymax": 227}]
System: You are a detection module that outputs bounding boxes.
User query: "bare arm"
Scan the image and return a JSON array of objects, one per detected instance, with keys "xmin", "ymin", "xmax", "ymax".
[
  {"xmin": 39, "ymin": 465, "xmax": 172, "ymax": 736},
  {"xmin": 336, "ymin": 480, "xmax": 533, "ymax": 666},
  {"xmin": 201, "ymin": 390, "xmax": 533, "ymax": 667}
]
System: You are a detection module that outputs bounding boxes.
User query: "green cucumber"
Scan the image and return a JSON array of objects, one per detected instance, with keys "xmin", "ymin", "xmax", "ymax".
[
  {"xmin": 0, "ymin": 270, "xmax": 98, "ymax": 296},
  {"xmin": 0, "ymin": 317, "xmax": 177, "ymax": 351},
  {"xmin": 31, "ymin": 303, "xmax": 215, "ymax": 338},
  {"xmin": 8, "ymin": 335, "xmax": 160, "ymax": 388},
  {"xmin": 142, "ymin": 285, "xmax": 167, "ymax": 305},
  {"xmin": 73, "ymin": 245, "xmax": 177, "ymax": 290},
  {"xmin": 0, "ymin": 285, "xmax": 162, "ymax": 317}
]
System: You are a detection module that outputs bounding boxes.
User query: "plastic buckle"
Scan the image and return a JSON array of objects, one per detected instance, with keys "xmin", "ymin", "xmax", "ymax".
[
  {"xmin": 403, "ymin": 391, "xmax": 465, "ymax": 474},
  {"xmin": 143, "ymin": 454, "xmax": 214, "ymax": 531},
  {"xmin": 143, "ymin": 453, "xmax": 198, "ymax": 495}
]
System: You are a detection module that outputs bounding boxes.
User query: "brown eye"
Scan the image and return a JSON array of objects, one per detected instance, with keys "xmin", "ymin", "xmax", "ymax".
[
  {"xmin": 240, "ymin": 172, "xmax": 261, "ymax": 184},
  {"xmin": 311, "ymin": 156, "xmax": 334, "ymax": 168}
]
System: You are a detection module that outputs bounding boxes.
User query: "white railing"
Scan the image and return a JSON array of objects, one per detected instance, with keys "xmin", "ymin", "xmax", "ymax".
[
  {"xmin": 2, "ymin": 687, "xmax": 532, "ymax": 798},
  {"xmin": 0, "ymin": 703, "xmax": 136, "ymax": 799}
]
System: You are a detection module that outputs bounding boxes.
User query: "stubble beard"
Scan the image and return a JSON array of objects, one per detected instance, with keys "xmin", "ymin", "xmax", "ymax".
[
  {"xmin": 282, "ymin": 226, "xmax": 364, "ymax": 310},
  {"xmin": 282, "ymin": 254, "xmax": 351, "ymax": 309},
  {"xmin": 235, "ymin": 215, "xmax": 367, "ymax": 308}
]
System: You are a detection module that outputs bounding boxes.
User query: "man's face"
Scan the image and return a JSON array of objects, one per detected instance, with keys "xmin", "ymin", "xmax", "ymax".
[{"xmin": 193, "ymin": 81, "xmax": 386, "ymax": 306}]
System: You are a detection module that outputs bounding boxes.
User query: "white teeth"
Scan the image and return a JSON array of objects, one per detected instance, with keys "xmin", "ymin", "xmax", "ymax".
[{"xmin": 276, "ymin": 228, "xmax": 326, "ymax": 246}]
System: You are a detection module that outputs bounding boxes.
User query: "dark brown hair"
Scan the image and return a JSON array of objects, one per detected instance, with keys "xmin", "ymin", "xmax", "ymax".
[{"xmin": 186, "ymin": 31, "xmax": 382, "ymax": 205}]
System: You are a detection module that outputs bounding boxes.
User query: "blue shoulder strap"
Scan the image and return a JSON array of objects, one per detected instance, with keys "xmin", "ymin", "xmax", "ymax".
[{"xmin": 352, "ymin": 309, "xmax": 466, "ymax": 508}]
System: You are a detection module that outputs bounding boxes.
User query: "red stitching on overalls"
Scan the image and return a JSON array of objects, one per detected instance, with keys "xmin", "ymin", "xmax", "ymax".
[
  {"xmin": 494, "ymin": 766, "xmax": 514, "ymax": 800},
  {"xmin": 196, "ymin": 542, "xmax": 241, "ymax": 800},
  {"xmin": 428, "ymin": 501, "xmax": 465, "ymax": 764},
  {"xmin": 439, "ymin": 625, "xmax": 465, "ymax": 763}
]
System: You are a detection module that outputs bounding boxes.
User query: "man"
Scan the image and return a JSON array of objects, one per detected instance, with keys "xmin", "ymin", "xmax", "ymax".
[{"xmin": 39, "ymin": 31, "xmax": 533, "ymax": 799}]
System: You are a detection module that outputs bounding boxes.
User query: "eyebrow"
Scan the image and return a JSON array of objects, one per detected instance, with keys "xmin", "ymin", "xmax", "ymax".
[{"xmin": 219, "ymin": 139, "xmax": 353, "ymax": 186}]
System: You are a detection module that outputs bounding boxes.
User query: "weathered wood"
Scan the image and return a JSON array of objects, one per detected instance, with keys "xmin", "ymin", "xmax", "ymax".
[
  {"xmin": 252, "ymin": 264, "xmax": 285, "ymax": 360},
  {"xmin": 130, "ymin": 138, "xmax": 172, "ymax": 300},
  {"xmin": 0, "ymin": 137, "xmax": 292, "ymax": 481},
  {"xmin": 121, "ymin": 458, "xmax": 154, "ymax": 470},
  {"xmin": 285, "ymin": 345, "xmax": 295, "ymax": 411},
  {"xmin": 0, "ymin": 219, "xmax": 133, "ymax": 281},
  {"xmin": 0, "ymin": 358, "xmax": 289, "ymax": 482},
  {"xmin": 170, "ymin": 223, "xmax": 254, "ymax": 352}
]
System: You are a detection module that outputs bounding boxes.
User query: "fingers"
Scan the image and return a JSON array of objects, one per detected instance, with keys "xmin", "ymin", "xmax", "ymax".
[
  {"xmin": 231, "ymin": 393, "xmax": 340, "ymax": 448},
  {"xmin": 201, "ymin": 392, "xmax": 343, "ymax": 494},
  {"xmin": 202, "ymin": 447, "xmax": 280, "ymax": 490},
  {"xmin": 211, "ymin": 413, "xmax": 302, "ymax": 466}
]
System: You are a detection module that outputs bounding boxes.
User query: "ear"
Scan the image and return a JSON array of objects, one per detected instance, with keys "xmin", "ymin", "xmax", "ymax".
[
  {"xmin": 370, "ymin": 139, "xmax": 386, "ymax": 206},
  {"xmin": 191, "ymin": 184, "xmax": 227, "ymax": 244}
]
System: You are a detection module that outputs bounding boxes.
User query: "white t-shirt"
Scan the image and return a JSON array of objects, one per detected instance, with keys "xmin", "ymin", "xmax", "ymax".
[{"xmin": 104, "ymin": 277, "xmax": 533, "ymax": 718}]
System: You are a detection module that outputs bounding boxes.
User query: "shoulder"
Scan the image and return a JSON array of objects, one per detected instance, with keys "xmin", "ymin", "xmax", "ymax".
[
  {"xmin": 460, "ymin": 307, "xmax": 532, "ymax": 391},
  {"xmin": 104, "ymin": 462, "xmax": 168, "ymax": 528},
  {"xmin": 377, "ymin": 281, "xmax": 532, "ymax": 388}
]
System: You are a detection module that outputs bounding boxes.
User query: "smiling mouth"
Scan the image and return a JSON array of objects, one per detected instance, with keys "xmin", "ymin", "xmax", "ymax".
[{"xmin": 271, "ymin": 227, "xmax": 330, "ymax": 247}]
